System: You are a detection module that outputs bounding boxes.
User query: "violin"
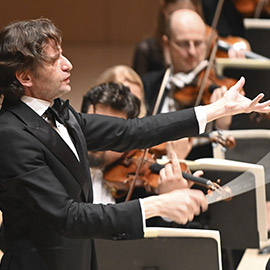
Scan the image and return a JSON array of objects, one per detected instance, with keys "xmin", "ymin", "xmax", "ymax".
[
  {"xmin": 216, "ymin": 38, "xmax": 269, "ymax": 60},
  {"xmin": 234, "ymin": 0, "xmax": 270, "ymax": 18},
  {"xmin": 172, "ymin": 25, "xmax": 248, "ymax": 108},
  {"xmin": 206, "ymin": 25, "xmax": 250, "ymax": 58},
  {"xmin": 173, "ymin": 66, "xmax": 238, "ymax": 107},
  {"xmin": 103, "ymin": 149, "xmax": 219, "ymax": 199},
  {"xmin": 205, "ymin": 19, "xmax": 269, "ymax": 60},
  {"xmin": 103, "ymin": 149, "xmax": 160, "ymax": 198}
]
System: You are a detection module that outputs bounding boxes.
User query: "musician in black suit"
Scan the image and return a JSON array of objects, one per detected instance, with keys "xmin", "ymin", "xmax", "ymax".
[{"xmin": 0, "ymin": 18, "xmax": 269, "ymax": 270}]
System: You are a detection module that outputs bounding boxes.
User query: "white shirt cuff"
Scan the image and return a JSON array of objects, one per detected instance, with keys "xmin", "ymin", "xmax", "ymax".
[
  {"xmin": 139, "ymin": 198, "xmax": 146, "ymax": 233},
  {"xmin": 194, "ymin": 106, "xmax": 207, "ymax": 134}
]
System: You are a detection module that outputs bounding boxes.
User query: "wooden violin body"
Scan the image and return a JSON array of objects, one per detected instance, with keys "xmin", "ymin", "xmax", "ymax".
[
  {"xmin": 103, "ymin": 146, "xmax": 228, "ymax": 198},
  {"xmin": 173, "ymin": 67, "xmax": 238, "ymax": 107},
  {"xmin": 103, "ymin": 149, "xmax": 160, "ymax": 197}
]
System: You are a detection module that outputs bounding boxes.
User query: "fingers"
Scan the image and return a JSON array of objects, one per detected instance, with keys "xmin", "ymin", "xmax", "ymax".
[
  {"xmin": 228, "ymin": 48, "xmax": 246, "ymax": 59},
  {"xmin": 247, "ymin": 94, "xmax": 270, "ymax": 113},
  {"xmin": 170, "ymin": 151, "xmax": 182, "ymax": 176},
  {"xmin": 160, "ymin": 155, "xmax": 181, "ymax": 183},
  {"xmin": 158, "ymin": 151, "xmax": 189, "ymax": 193},
  {"xmin": 166, "ymin": 189, "xmax": 208, "ymax": 224},
  {"xmin": 232, "ymin": 76, "xmax": 245, "ymax": 92},
  {"xmin": 161, "ymin": 150, "xmax": 182, "ymax": 182},
  {"xmin": 193, "ymin": 170, "xmax": 204, "ymax": 178},
  {"xmin": 159, "ymin": 167, "xmax": 166, "ymax": 182},
  {"xmin": 211, "ymin": 87, "xmax": 226, "ymax": 103},
  {"xmin": 254, "ymin": 98, "xmax": 270, "ymax": 112},
  {"xmin": 188, "ymin": 189, "xmax": 208, "ymax": 213},
  {"xmin": 251, "ymin": 93, "xmax": 265, "ymax": 105},
  {"xmin": 180, "ymin": 190, "xmax": 208, "ymax": 223},
  {"xmin": 144, "ymin": 189, "xmax": 208, "ymax": 224},
  {"xmin": 228, "ymin": 48, "xmax": 237, "ymax": 59}
]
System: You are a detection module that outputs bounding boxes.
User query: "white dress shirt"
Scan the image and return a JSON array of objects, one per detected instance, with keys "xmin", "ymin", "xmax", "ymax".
[{"xmin": 21, "ymin": 96, "xmax": 80, "ymax": 161}]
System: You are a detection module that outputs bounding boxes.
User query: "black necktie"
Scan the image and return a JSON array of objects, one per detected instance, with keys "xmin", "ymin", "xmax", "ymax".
[{"xmin": 43, "ymin": 99, "xmax": 70, "ymax": 126}]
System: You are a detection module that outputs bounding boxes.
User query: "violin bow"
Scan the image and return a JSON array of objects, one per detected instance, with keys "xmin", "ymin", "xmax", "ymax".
[
  {"xmin": 254, "ymin": 0, "xmax": 267, "ymax": 18},
  {"xmin": 195, "ymin": 40, "xmax": 218, "ymax": 106},
  {"xmin": 125, "ymin": 66, "xmax": 172, "ymax": 202},
  {"xmin": 195, "ymin": 0, "xmax": 225, "ymax": 106},
  {"xmin": 205, "ymin": 0, "xmax": 225, "ymax": 57},
  {"xmin": 152, "ymin": 66, "xmax": 172, "ymax": 115}
]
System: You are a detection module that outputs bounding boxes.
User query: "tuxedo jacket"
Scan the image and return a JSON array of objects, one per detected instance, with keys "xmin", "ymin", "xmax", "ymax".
[{"xmin": 0, "ymin": 99, "xmax": 199, "ymax": 270}]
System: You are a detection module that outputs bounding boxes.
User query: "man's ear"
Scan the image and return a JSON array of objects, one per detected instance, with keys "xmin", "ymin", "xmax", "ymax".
[{"xmin": 15, "ymin": 70, "xmax": 33, "ymax": 88}]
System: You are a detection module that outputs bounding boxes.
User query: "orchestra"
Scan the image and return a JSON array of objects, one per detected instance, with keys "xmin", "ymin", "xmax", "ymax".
[{"xmin": 0, "ymin": 1, "xmax": 270, "ymax": 270}]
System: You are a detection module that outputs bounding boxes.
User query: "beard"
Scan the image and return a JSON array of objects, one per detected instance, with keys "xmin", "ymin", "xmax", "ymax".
[{"xmin": 87, "ymin": 151, "xmax": 105, "ymax": 168}]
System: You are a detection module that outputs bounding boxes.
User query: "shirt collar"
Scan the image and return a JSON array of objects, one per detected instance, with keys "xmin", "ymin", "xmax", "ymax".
[{"xmin": 21, "ymin": 96, "xmax": 52, "ymax": 116}]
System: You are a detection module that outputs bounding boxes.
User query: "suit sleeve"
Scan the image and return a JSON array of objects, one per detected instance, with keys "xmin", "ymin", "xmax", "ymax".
[
  {"xmin": 0, "ymin": 126, "xmax": 143, "ymax": 240},
  {"xmin": 78, "ymin": 107, "xmax": 200, "ymax": 152}
]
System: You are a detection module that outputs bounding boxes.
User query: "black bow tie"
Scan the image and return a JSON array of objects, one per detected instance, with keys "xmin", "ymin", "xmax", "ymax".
[{"xmin": 44, "ymin": 99, "xmax": 70, "ymax": 126}]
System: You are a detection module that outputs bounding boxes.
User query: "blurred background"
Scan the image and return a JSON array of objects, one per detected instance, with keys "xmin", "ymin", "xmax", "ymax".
[{"xmin": 0, "ymin": 0, "xmax": 159, "ymax": 110}]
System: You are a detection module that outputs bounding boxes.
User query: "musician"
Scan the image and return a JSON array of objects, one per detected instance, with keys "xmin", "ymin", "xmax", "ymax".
[
  {"xmin": 132, "ymin": 0, "xmax": 245, "ymax": 77},
  {"xmin": 142, "ymin": 9, "xmax": 236, "ymax": 158},
  {"xmin": 91, "ymin": 65, "xmax": 147, "ymax": 118},
  {"xmin": 81, "ymin": 82, "xmax": 195, "ymax": 204},
  {"xmin": 0, "ymin": 18, "xmax": 269, "ymax": 270},
  {"xmin": 92, "ymin": 64, "xmax": 193, "ymax": 160},
  {"xmin": 132, "ymin": 0, "xmax": 203, "ymax": 76}
]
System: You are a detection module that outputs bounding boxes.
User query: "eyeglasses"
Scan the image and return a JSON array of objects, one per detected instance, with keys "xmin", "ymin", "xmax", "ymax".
[{"xmin": 170, "ymin": 39, "xmax": 205, "ymax": 50}]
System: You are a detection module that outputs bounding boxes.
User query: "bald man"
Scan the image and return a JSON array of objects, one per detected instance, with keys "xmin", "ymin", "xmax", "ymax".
[
  {"xmin": 142, "ymin": 9, "xmax": 233, "ymax": 158},
  {"xmin": 163, "ymin": 8, "xmax": 207, "ymax": 74}
]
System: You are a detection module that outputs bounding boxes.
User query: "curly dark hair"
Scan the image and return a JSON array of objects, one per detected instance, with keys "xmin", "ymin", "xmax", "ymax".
[
  {"xmin": 0, "ymin": 18, "xmax": 62, "ymax": 103},
  {"xmin": 81, "ymin": 82, "xmax": 141, "ymax": 119}
]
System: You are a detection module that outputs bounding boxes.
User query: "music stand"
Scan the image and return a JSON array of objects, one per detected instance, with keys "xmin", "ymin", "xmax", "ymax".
[
  {"xmin": 244, "ymin": 18, "xmax": 270, "ymax": 58},
  {"xmin": 95, "ymin": 227, "xmax": 222, "ymax": 270}
]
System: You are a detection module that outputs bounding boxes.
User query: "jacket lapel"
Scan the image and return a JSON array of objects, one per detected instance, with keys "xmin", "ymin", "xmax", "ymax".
[
  {"xmin": 6, "ymin": 101, "xmax": 90, "ymax": 201},
  {"xmin": 65, "ymin": 110, "xmax": 91, "ymax": 200}
]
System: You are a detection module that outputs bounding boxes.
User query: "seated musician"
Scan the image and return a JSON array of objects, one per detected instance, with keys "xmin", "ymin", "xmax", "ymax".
[
  {"xmin": 142, "ymin": 9, "xmax": 241, "ymax": 159},
  {"xmin": 133, "ymin": 0, "xmax": 247, "ymax": 77},
  {"xmin": 81, "ymin": 82, "xmax": 199, "ymax": 203},
  {"xmin": 91, "ymin": 64, "xmax": 147, "ymax": 118},
  {"xmin": 132, "ymin": 0, "xmax": 203, "ymax": 76}
]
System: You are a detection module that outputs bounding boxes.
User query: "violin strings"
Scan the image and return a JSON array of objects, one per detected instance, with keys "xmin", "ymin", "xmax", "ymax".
[{"xmin": 206, "ymin": 152, "xmax": 270, "ymax": 204}]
